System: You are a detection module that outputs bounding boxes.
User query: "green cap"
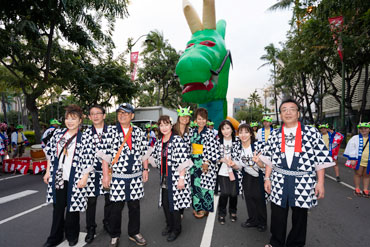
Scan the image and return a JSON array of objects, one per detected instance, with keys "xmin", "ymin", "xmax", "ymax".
[
  {"xmin": 152, "ymin": 124, "xmax": 158, "ymax": 128},
  {"xmin": 262, "ymin": 116, "xmax": 273, "ymax": 123},
  {"xmin": 16, "ymin": 124, "xmax": 24, "ymax": 129},
  {"xmin": 207, "ymin": 121, "xmax": 214, "ymax": 126},
  {"xmin": 50, "ymin": 119, "xmax": 61, "ymax": 125},
  {"xmin": 250, "ymin": 122, "xmax": 258, "ymax": 127},
  {"xmin": 145, "ymin": 123, "xmax": 151, "ymax": 129},
  {"xmin": 318, "ymin": 124, "xmax": 329, "ymax": 129},
  {"xmin": 357, "ymin": 122, "xmax": 370, "ymax": 128},
  {"xmin": 190, "ymin": 121, "xmax": 198, "ymax": 128},
  {"xmin": 177, "ymin": 106, "xmax": 193, "ymax": 117}
]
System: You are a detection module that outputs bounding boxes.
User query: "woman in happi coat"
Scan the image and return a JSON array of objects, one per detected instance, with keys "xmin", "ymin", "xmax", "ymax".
[
  {"xmin": 0, "ymin": 123, "xmax": 8, "ymax": 163},
  {"xmin": 149, "ymin": 115, "xmax": 192, "ymax": 242},
  {"xmin": 344, "ymin": 122, "xmax": 370, "ymax": 197},
  {"xmin": 189, "ymin": 107, "xmax": 220, "ymax": 218},
  {"xmin": 42, "ymin": 105, "xmax": 92, "ymax": 247},
  {"xmin": 216, "ymin": 120, "xmax": 242, "ymax": 225},
  {"xmin": 237, "ymin": 123, "xmax": 267, "ymax": 232}
]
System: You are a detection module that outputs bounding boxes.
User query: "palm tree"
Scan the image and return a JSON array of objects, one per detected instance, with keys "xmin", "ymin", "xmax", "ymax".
[
  {"xmin": 259, "ymin": 43, "xmax": 280, "ymax": 123},
  {"xmin": 248, "ymin": 90, "xmax": 261, "ymax": 108},
  {"xmin": 267, "ymin": 0, "xmax": 297, "ymax": 11}
]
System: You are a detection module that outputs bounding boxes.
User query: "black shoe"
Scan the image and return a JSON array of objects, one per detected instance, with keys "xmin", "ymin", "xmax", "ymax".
[
  {"xmin": 336, "ymin": 176, "xmax": 341, "ymax": 182},
  {"xmin": 257, "ymin": 225, "xmax": 267, "ymax": 232},
  {"xmin": 85, "ymin": 227, "xmax": 95, "ymax": 243},
  {"xmin": 167, "ymin": 232, "xmax": 179, "ymax": 242},
  {"xmin": 218, "ymin": 216, "xmax": 226, "ymax": 225},
  {"xmin": 109, "ymin": 237, "xmax": 120, "ymax": 247},
  {"xmin": 241, "ymin": 222, "xmax": 258, "ymax": 228},
  {"xmin": 162, "ymin": 226, "xmax": 171, "ymax": 236},
  {"xmin": 68, "ymin": 239, "xmax": 78, "ymax": 246},
  {"xmin": 128, "ymin": 233, "xmax": 147, "ymax": 246},
  {"xmin": 230, "ymin": 214, "xmax": 237, "ymax": 222}
]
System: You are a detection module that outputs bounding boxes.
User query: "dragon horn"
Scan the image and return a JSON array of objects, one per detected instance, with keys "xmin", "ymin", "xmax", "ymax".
[
  {"xmin": 183, "ymin": 0, "xmax": 203, "ymax": 34},
  {"xmin": 203, "ymin": 0, "xmax": 216, "ymax": 30}
]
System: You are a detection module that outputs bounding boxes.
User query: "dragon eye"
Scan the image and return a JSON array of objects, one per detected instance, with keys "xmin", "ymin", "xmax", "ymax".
[
  {"xmin": 186, "ymin": 43, "xmax": 194, "ymax": 49},
  {"xmin": 200, "ymin": 40, "xmax": 216, "ymax": 47}
]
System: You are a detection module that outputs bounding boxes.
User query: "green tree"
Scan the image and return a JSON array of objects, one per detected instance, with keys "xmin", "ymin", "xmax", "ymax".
[
  {"xmin": 137, "ymin": 30, "xmax": 182, "ymax": 108},
  {"xmin": 248, "ymin": 90, "xmax": 261, "ymax": 108},
  {"xmin": 259, "ymin": 43, "xmax": 280, "ymax": 122},
  {"xmin": 0, "ymin": 0, "xmax": 129, "ymax": 142}
]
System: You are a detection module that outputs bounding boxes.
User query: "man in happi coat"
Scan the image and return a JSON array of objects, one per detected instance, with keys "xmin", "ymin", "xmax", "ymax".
[{"xmin": 256, "ymin": 98, "xmax": 334, "ymax": 247}]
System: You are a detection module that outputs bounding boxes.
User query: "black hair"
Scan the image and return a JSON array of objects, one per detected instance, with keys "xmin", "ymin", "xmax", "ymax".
[
  {"xmin": 89, "ymin": 104, "xmax": 106, "ymax": 115},
  {"xmin": 279, "ymin": 98, "xmax": 301, "ymax": 113},
  {"xmin": 218, "ymin": 120, "xmax": 236, "ymax": 142}
]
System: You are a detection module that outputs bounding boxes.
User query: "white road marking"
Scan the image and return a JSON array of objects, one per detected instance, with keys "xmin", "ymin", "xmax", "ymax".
[
  {"xmin": 0, "ymin": 203, "xmax": 48, "ymax": 225},
  {"xmin": 200, "ymin": 195, "xmax": 219, "ymax": 247},
  {"xmin": 57, "ymin": 233, "xmax": 87, "ymax": 247},
  {"xmin": 325, "ymin": 174, "xmax": 355, "ymax": 190},
  {"xmin": 0, "ymin": 190, "xmax": 38, "ymax": 204},
  {"xmin": 0, "ymin": 174, "xmax": 28, "ymax": 181}
]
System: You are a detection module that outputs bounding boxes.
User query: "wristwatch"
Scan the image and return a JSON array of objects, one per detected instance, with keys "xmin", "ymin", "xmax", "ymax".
[
  {"xmin": 264, "ymin": 177, "xmax": 270, "ymax": 181},
  {"xmin": 143, "ymin": 168, "xmax": 150, "ymax": 172},
  {"xmin": 179, "ymin": 176, "xmax": 185, "ymax": 179}
]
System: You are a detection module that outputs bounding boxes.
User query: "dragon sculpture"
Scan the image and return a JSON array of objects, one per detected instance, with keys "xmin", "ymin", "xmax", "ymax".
[{"xmin": 176, "ymin": 0, "xmax": 232, "ymax": 128}]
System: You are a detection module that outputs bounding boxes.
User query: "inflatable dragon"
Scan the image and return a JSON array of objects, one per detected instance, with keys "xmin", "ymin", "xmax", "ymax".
[{"xmin": 176, "ymin": 0, "xmax": 232, "ymax": 128}]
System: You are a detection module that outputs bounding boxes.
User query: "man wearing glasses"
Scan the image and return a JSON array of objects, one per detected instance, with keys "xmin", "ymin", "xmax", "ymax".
[
  {"xmin": 97, "ymin": 103, "xmax": 149, "ymax": 247},
  {"xmin": 254, "ymin": 98, "xmax": 334, "ymax": 247},
  {"xmin": 83, "ymin": 105, "xmax": 113, "ymax": 244}
]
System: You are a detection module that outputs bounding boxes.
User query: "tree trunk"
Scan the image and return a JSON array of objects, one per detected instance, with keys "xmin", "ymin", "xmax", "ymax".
[
  {"xmin": 301, "ymin": 73, "xmax": 314, "ymax": 124},
  {"xmin": 273, "ymin": 64, "xmax": 279, "ymax": 123},
  {"xmin": 1, "ymin": 92, "xmax": 7, "ymax": 122},
  {"xmin": 25, "ymin": 94, "xmax": 41, "ymax": 144}
]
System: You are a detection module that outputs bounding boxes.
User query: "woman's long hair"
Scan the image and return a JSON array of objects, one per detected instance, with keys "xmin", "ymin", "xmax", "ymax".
[
  {"xmin": 218, "ymin": 120, "xmax": 236, "ymax": 143},
  {"xmin": 173, "ymin": 116, "xmax": 190, "ymax": 138}
]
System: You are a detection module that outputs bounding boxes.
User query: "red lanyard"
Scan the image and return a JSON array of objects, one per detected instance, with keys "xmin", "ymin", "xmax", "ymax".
[
  {"xmin": 281, "ymin": 122, "xmax": 302, "ymax": 153},
  {"xmin": 161, "ymin": 133, "xmax": 171, "ymax": 177}
]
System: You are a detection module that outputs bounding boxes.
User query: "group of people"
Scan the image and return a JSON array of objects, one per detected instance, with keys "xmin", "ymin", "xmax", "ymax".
[
  {"xmin": 0, "ymin": 123, "xmax": 30, "ymax": 162},
  {"xmin": 39, "ymin": 98, "xmax": 343, "ymax": 247}
]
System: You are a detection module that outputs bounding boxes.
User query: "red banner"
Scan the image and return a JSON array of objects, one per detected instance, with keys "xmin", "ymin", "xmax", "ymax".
[
  {"xmin": 130, "ymin": 51, "xmax": 139, "ymax": 64},
  {"xmin": 328, "ymin": 16, "xmax": 344, "ymax": 61},
  {"xmin": 33, "ymin": 160, "xmax": 47, "ymax": 174},
  {"xmin": 131, "ymin": 65, "xmax": 137, "ymax": 81}
]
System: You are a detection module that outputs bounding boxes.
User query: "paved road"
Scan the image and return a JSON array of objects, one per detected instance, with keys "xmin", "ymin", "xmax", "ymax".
[{"xmin": 0, "ymin": 154, "xmax": 369, "ymax": 247}]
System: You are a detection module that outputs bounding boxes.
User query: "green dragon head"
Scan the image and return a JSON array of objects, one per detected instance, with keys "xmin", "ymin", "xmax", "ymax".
[{"xmin": 176, "ymin": 0, "xmax": 231, "ymax": 104}]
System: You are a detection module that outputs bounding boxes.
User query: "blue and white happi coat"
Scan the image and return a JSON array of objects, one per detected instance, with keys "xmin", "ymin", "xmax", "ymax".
[
  {"xmin": 261, "ymin": 124, "xmax": 334, "ymax": 209},
  {"xmin": 344, "ymin": 134, "xmax": 370, "ymax": 174},
  {"xmin": 149, "ymin": 134, "xmax": 193, "ymax": 211},
  {"xmin": 97, "ymin": 124, "xmax": 148, "ymax": 202},
  {"xmin": 218, "ymin": 137, "xmax": 243, "ymax": 195},
  {"xmin": 44, "ymin": 128, "xmax": 93, "ymax": 212},
  {"xmin": 84, "ymin": 125, "xmax": 114, "ymax": 197}
]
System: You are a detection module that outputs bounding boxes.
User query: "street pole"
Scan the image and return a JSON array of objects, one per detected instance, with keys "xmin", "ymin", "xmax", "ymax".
[{"xmin": 341, "ymin": 59, "xmax": 345, "ymax": 133}]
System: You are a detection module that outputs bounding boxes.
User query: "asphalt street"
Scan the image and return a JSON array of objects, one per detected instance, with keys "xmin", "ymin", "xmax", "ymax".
[{"xmin": 0, "ymin": 154, "xmax": 369, "ymax": 247}]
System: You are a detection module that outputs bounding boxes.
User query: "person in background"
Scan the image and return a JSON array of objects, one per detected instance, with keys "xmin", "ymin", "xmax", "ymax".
[
  {"xmin": 42, "ymin": 104, "xmax": 92, "ymax": 247},
  {"xmin": 250, "ymin": 122, "xmax": 259, "ymax": 137},
  {"xmin": 145, "ymin": 123, "xmax": 156, "ymax": 147},
  {"xmin": 216, "ymin": 120, "xmax": 242, "ymax": 225},
  {"xmin": 237, "ymin": 123, "xmax": 267, "ymax": 232},
  {"xmin": 189, "ymin": 108, "xmax": 220, "ymax": 219},
  {"xmin": 257, "ymin": 116, "xmax": 273, "ymax": 143},
  {"xmin": 149, "ymin": 115, "xmax": 192, "ymax": 242},
  {"xmin": 344, "ymin": 122, "xmax": 370, "ymax": 197},
  {"xmin": 0, "ymin": 122, "xmax": 9, "ymax": 165},
  {"xmin": 11, "ymin": 124, "xmax": 29, "ymax": 158},
  {"xmin": 319, "ymin": 124, "xmax": 344, "ymax": 182},
  {"xmin": 42, "ymin": 119, "xmax": 62, "ymax": 148},
  {"xmin": 207, "ymin": 120, "xmax": 218, "ymax": 137}
]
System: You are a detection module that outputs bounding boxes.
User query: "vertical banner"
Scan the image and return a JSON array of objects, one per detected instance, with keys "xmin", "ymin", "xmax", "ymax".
[
  {"xmin": 328, "ymin": 16, "xmax": 344, "ymax": 61},
  {"xmin": 130, "ymin": 51, "xmax": 139, "ymax": 81}
]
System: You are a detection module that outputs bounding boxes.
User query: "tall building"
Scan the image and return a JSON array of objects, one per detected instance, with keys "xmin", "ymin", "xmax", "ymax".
[{"xmin": 233, "ymin": 98, "xmax": 246, "ymax": 118}]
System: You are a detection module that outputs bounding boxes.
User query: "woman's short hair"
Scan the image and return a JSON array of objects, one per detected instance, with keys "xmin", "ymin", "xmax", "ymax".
[
  {"xmin": 65, "ymin": 104, "xmax": 84, "ymax": 120},
  {"xmin": 194, "ymin": 107, "xmax": 208, "ymax": 120},
  {"xmin": 238, "ymin": 123, "xmax": 256, "ymax": 143},
  {"xmin": 157, "ymin": 115, "xmax": 172, "ymax": 139}
]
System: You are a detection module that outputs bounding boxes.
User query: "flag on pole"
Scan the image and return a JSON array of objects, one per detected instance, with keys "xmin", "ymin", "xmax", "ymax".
[
  {"xmin": 130, "ymin": 51, "xmax": 139, "ymax": 81},
  {"xmin": 328, "ymin": 16, "xmax": 344, "ymax": 61}
]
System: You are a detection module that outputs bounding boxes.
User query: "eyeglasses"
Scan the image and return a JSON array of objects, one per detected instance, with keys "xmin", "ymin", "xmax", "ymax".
[
  {"xmin": 117, "ymin": 111, "xmax": 130, "ymax": 116},
  {"xmin": 281, "ymin": 108, "xmax": 298, "ymax": 113},
  {"xmin": 90, "ymin": 113, "xmax": 104, "ymax": 116}
]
